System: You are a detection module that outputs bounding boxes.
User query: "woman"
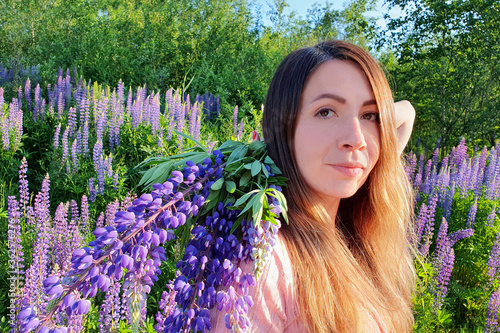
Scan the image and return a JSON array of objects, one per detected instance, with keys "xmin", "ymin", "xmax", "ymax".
[{"xmin": 212, "ymin": 40, "xmax": 416, "ymax": 332}]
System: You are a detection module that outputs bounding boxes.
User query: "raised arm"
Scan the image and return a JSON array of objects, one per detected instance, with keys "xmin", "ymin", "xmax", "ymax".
[{"xmin": 394, "ymin": 100, "xmax": 415, "ymax": 155}]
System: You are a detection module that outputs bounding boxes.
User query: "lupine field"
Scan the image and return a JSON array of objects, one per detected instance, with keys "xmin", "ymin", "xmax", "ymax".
[{"xmin": 0, "ymin": 65, "xmax": 499, "ymax": 333}]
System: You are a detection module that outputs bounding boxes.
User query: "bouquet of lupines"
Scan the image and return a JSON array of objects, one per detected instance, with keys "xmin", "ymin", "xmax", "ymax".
[{"xmin": 18, "ymin": 133, "xmax": 288, "ymax": 333}]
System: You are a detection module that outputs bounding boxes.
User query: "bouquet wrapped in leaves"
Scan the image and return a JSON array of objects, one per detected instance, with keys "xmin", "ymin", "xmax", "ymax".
[{"xmin": 19, "ymin": 133, "xmax": 288, "ymax": 333}]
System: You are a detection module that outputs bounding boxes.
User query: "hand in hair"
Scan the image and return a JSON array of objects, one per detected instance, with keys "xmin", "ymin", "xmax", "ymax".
[{"xmin": 394, "ymin": 100, "xmax": 415, "ymax": 155}]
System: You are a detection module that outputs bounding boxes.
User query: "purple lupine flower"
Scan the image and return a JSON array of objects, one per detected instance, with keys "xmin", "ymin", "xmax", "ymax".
[
  {"xmin": 0, "ymin": 87, "xmax": 4, "ymax": 110},
  {"xmin": 81, "ymin": 195, "xmax": 89, "ymax": 232},
  {"xmin": 47, "ymin": 101, "xmax": 54, "ymax": 117},
  {"xmin": 109, "ymin": 91, "xmax": 118, "ymax": 151},
  {"xmin": 104, "ymin": 155, "xmax": 113, "ymax": 178},
  {"xmin": 106, "ymin": 200, "xmax": 119, "ymax": 227},
  {"xmin": 52, "ymin": 202, "xmax": 70, "ymax": 273},
  {"xmin": 195, "ymin": 114, "xmax": 201, "ymax": 142},
  {"xmin": 488, "ymin": 230, "xmax": 500, "ymax": 285},
  {"xmin": 93, "ymin": 140, "xmax": 103, "ymax": 172},
  {"xmin": 414, "ymin": 203, "xmax": 428, "ymax": 247},
  {"xmin": 33, "ymin": 84, "xmax": 41, "ymax": 121},
  {"xmin": 423, "ymin": 159, "xmax": 432, "ymax": 189},
  {"xmin": 83, "ymin": 121, "xmax": 90, "ymax": 158},
  {"xmin": 65, "ymin": 68, "xmax": 72, "ymax": 106},
  {"xmin": 75, "ymin": 129, "xmax": 82, "ymax": 156},
  {"xmin": 96, "ymin": 211, "xmax": 105, "ymax": 229},
  {"xmin": 88, "ymin": 178, "xmax": 97, "ymax": 202},
  {"xmin": 71, "ymin": 139, "xmax": 79, "ymax": 172},
  {"xmin": 131, "ymin": 100, "xmax": 141, "ymax": 129},
  {"xmin": 466, "ymin": 200, "xmax": 478, "ymax": 229},
  {"xmin": 74, "ymin": 78, "xmax": 84, "ymax": 115},
  {"xmin": 448, "ymin": 228, "xmax": 474, "ymax": 247},
  {"xmin": 17, "ymin": 87, "xmax": 22, "ymax": 110},
  {"xmin": 39, "ymin": 99, "xmax": 45, "ymax": 122},
  {"xmin": 97, "ymin": 155, "xmax": 105, "ymax": 195},
  {"xmin": 7, "ymin": 196, "xmax": 25, "ymax": 332},
  {"xmin": 238, "ymin": 120, "xmax": 244, "ymax": 140},
  {"xmin": 405, "ymin": 152, "xmax": 417, "ymax": 183},
  {"xmin": 95, "ymin": 97, "xmax": 109, "ymax": 142},
  {"xmin": 53, "ymin": 123, "xmax": 61, "ymax": 149},
  {"xmin": 216, "ymin": 96, "xmax": 220, "ymax": 117},
  {"xmin": 24, "ymin": 78, "xmax": 32, "ymax": 111},
  {"xmin": 189, "ymin": 102, "xmax": 198, "ymax": 137},
  {"xmin": 68, "ymin": 107, "xmax": 77, "ymax": 139},
  {"xmin": 432, "ymin": 218, "xmax": 453, "ymax": 310},
  {"xmin": 419, "ymin": 192, "xmax": 438, "ymax": 256},
  {"xmin": 443, "ymin": 181, "xmax": 456, "ymax": 221},
  {"xmin": 150, "ymin": 93, "xmax": 161, "ymax": 135},
  {"xmin": 126, "ymin": 89, "xmax": 133, "ymax": 116},
  {"xmin": 99, "ymin": 281, "xmax": 122, "ymax": 331},
  {"xmin": 174, "ymin": 92, "xmax": 184, "ymax": 133},
  {"xmin": 62, "ymin": 127, "xmax": 70, "ymax": 172},
  {"xmin": 120, "ymin": 192, "xmax": 136, "ymax": 212},
  {"xmin": 70, "ymin": 199, "xmax": 79, "ymax": 225},
  {"xmin": 143, "ymin": 95, "xmax": 151, "ymax": 127},
  {"xmin": 167, "ymin": 106, "xmax": 175, "ymax": 141},
  {"xmin": 18, "ymin": 157, "xmax": 29, "ymax": 216},
  {"xmin": 22, "ymin": 187, "xmax": 51, "ymax": 310},
  {"xmin": 1, "ymin": 116, "xmax": 9, "ymax": 150},
  {"xmin": 484, "ymin": 147, "xmax": 497, "ymax": 190},
  {"xmin": 155, "ymin": 281, "xmax": 178, "ymax": 332},
  {"xmin": 165, "ymin": 88, "xmax": 173, "ymax": 115},
  {"xmin": 232, "ymin": 106, "xmax": 239, "ymax": 137},
  {"xmin": 452, "ymin": 138, "xmax": 467, "ymax": 170},
  {"xmin": 57, "ymin": 91, "xmax": 65, "ymax": 119},
  {"xmin": 488, "ymin": 205, "xmax": 497, "ymax": 227},
  {"xmin": 117, "ymin": 79, "xmax": 125, "ymax": 106},
  {"xmin": 113, "ymin": 173, "xmax": 119, "ymax": 191},
  {"xmin": 9, "ymin": 98, "xmax": 22, "ymax": 151},
  {"xmin": 486, "ymin": 286, "xmax": 500, "ymax": 332}
]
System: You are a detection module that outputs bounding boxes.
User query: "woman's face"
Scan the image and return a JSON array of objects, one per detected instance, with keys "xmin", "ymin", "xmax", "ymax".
[{"xmin": 293, "ymin": 60, "xmax": 381, "ymax": 208}]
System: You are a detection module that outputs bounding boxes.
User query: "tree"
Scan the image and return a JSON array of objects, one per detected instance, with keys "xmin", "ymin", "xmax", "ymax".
[{"xmin": 382, "ymin": 0, "xmax": 500, "ymax": 149}]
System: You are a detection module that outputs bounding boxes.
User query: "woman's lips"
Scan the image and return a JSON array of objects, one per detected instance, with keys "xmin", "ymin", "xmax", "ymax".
[{"xmin": 328, "ymin": 163, "xmax": 365, "ymax": 177}]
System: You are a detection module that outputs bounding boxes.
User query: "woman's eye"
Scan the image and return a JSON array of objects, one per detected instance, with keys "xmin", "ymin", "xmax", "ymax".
[
  {"xmin": 316, "ymin": 108, "xmax": 335, "ymax": 119},
  {"xmin": 362, "ymin": 112, "xmax": 380, "ymax": 122}
]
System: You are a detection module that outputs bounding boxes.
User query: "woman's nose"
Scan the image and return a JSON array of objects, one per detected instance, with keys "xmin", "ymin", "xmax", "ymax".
[{"xmin": 338, "ymin": 118, "xmax": 367, "ymax": 151}]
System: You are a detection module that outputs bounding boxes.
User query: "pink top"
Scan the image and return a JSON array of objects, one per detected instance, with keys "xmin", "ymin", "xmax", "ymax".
[{"xmin": 210, "ymin": 236, "xmax": 387, "ymax": 332}]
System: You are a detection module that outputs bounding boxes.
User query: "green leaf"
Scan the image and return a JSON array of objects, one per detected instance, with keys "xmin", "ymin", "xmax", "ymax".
[
  {"xmin": 227, "ymin": 145, "xmax": 248, "ymax": 165},
  {"xmin": 251, "ymin": 161, "xmax": 261, "ymax": 176},
  {"xmin": 174, "ymin": 130, "xmax": 207, "ymax": 152},
  {"xmin": 211, "ymin": 178, "xmax": 224, "ymax": 191},
  {"xmin": 261, "ymin": 163, "xmax": 269, "ymax": 178},
  {"xmin": 205, "ymin": 190, "xmax": 221, "ymax": 211},
  {"xmin": 225, "ymin": 181, "xmax": 236, "ymax": 193},
  {"xmin": 269, "ymin": 163, "xmax": 282, "ymax": 175},
  {"xmin": 248, "ymin": 140, "xmax": 265, "ymax": 153},
  {"xmin": 243, "ymin": 163, "xmax": 253, "ymax": 170},
  {"xmin": 138, "ymin": 161, "xmax": 173, "ymax": 187},
  {"xmin": 234, "ymin": 189, "xmax": 259, "ymax": 207},
  {"xmin": 239, "ymin": 171, "xmax": 252, "ymax": 187},
  {"xmin": 264, "ymin": 156, "xmax": 275, "ymax": 165},
  {"xmin": 239, "ymin": 194, "xmax": 258, "ymax": 216},
  {"xmin": 230, "ymin": 215, "xmax": 245, "ymax": 234},
  {"xmin": 251, "ymin": 190, "xmax": 265, "ymax": 226}
]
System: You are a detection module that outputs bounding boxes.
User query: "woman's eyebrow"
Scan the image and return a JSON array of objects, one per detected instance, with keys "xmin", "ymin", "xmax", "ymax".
[
  {"xmin": 311, "ymin": 93, "xmax": 346, "ymax": 103},
  {"xmin": 311, "ymin": 93, "xmax": 377, "ymax": 107},
  {"xmin": 362, "ymin": 99, "xmax": 377, "ymax": 106}
]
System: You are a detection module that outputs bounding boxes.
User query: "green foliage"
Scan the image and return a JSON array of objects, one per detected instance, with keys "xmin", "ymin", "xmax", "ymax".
[{"xmin": 381, "ymin": 0, "xmax": 500, "ymax": 150}]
